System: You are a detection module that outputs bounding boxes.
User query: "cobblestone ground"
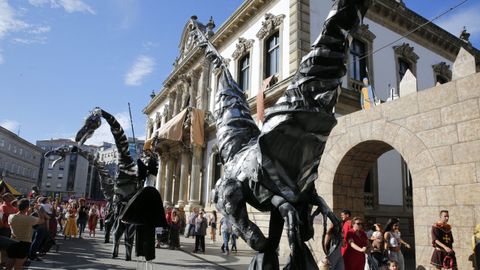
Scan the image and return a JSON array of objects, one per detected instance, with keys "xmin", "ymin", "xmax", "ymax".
[{"xmin": 25, "ymin": 230, "xmax": 260, "ymax": 270}]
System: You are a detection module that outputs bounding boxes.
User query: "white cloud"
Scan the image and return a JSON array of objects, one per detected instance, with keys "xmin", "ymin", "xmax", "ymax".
[
  {"xmin": 124, "ymin": 55, "xmax": 155, "ymax": 86},
  {"xmin": 29, "ymin": 25, "xmax": 50, "ymax": 34},
  {"xmin": 0, "ymin": 0, "xmax": 29, "ymax": 39},
  {"xmin": 0, "ymin": 120, "xmax": 20, "ymax": 133},
  {"xmin": 28, "ymin": 0, "xmax": 95, "ymax": 14},
  {"xmin": 12, "ymin": 36, "xmax": 47, "ymax": 44},
  {"xmin": 436, "ymin": 4, "xmax": 480, "ymax": 42}
]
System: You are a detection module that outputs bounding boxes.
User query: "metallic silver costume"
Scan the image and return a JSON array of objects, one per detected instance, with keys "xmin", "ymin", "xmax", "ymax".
[
  {"xmin": 191, "ymin": 0, "xmax": 371, "ymax": 269},
  {"xmin": 75, "ymin": 107, "xmax": 167, "ymax": 261}
]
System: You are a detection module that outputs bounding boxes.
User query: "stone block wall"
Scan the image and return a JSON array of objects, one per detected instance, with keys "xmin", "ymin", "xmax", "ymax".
[{"xmin": 315, "ymin": 71, "xmax": 480, "ymax": 269}]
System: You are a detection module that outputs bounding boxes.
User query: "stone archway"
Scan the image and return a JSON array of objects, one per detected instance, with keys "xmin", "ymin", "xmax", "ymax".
[
  {"xmin": 313, "ymin": 71, "xmax": 480, "ymax": 269},
  {"xmin": 330, "ymin": 140, "xmax": 393, "ymax": 216}
]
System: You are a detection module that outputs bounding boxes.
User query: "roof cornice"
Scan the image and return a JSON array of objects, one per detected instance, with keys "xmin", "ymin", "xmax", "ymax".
[{"xmin": 367, "ymin": 0, "xmax": 480, "ymax": 61}]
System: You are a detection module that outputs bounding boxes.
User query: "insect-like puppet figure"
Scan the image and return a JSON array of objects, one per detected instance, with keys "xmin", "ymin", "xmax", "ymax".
[
  {"xmin": 44, "ymin": 145, "xmax": 115, "ymax": 244},
  {"xmin": 75, "ymin": 107, "xmax": 167, "ymax": 261},
  {"xmin": 190, "ymin": 0, "xmax": 371, "ymax": 269}
]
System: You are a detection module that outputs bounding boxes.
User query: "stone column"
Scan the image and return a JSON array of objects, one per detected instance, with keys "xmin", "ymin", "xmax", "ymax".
[
  {"xmin": 172, "ymin": 156, "xmax": 181, "ymax": 204},
  {"xmin": 164, "ymin": 156, "xmax": 174, "ymax": 206},
  {"xmin": 161, "ymin": 105, "xmax": 168, "ymax": 125},
  {"xmin": 168, "ymin": 92, "xmax": 176, "ymax": 120},
  {"xmin": 175, "ymin": 86, "xmax": 183, "ymax": 115},
  {"xmin": 198, "ymin": 61, "xmax": 211, "ymax": 110},
  {"xmin": 188, "ymin": 145, "xmax": 203, "ymax": 207},
  {"xmin": 155, "ymin": 154, "xmax": 166, "ymax": 196},
  {"xmin": 177, "ymin": 149, "xmax": 191, "ymax": 207},
  {"xmin": 188, "ymin": 70, "xmax": 200, "ymax": 108}
]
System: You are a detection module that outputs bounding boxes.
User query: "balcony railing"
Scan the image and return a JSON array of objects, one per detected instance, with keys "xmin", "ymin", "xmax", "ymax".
[
  {"xmin": 349, "ymin": 78, "xmax": 364, "ymax": 92},
  {"xmin": 364, "ymin": 192, "xmax": 374, "ymax": 209}
]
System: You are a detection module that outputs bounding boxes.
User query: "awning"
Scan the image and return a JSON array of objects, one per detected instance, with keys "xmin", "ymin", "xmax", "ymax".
[
  {"xmin": 0, "ymin": 180, "xmax": 22, "ymax": 196},
  {"xmin": 145, "ymin": 107, "xmax": 205, "ymax": 150}
]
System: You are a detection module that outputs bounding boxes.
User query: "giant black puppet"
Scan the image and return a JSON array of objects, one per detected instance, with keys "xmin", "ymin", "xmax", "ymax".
[
  {"xmin": 44, "ymin": 145, "xmax": 115, "ymax": 243},
  {"xmin": 75, "ymin": 107, "xmax": 167, "ymax": 261},
  {"xmin": 189, "ymin": 0, "xmax": 371, "ymax": 269}
]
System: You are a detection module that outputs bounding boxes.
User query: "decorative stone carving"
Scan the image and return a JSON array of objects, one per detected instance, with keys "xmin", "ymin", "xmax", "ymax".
[
  {"xmin": 161, "ymin": 104, "xmax": 169, "ymax": 118},
  {"xmin": 147, "ymin": 118, "xmax": 154, "ymax": 128},
  {"xmin": 231, "ymin": 38, "xmax": 255, "ymax": 60},
  {"xmin": 354, "ymin": 24, "xmax": 376, "ymax": 42},
  {"xmin": 204, "ymin": 111, "xmax": 215, "ymax": 126},
  {"xmin": 393, "ymin": 43, "xmax": 419, "ymax": 62},
  {"xmin": 190, "ymin": 69, "xmax": 201, "ymax": 80},
  {"xmin": 256, "ymin": 13, "xmax": 286, "ymax": 39},
  {"xmin": 432, "ymin": 62, "xmax": 452, "ymax": 82},
  {"xmin": 179, "ymin": 74, "xmax": 191, "ymax": 85}
]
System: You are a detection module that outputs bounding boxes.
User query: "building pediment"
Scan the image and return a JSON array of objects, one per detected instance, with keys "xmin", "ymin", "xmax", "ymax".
[{"xmin": 176, "ymin": 16, "xmax": 215, "ymax": 67}]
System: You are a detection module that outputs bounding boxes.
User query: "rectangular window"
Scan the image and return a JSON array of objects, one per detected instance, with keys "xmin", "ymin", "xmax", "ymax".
[
  {"xmin": 398, "ymin": 58, "xmax": 410, "ymax": 81},
  {"xmin": 349, "ymin": 39, "xmax": 367, "ymax": 81},
  {"xmin": 0, "ymin": 139, "xmax": 4, "ymax": 147},
  {"xmin": 265, "ymin": 32, "xmax": 280, "ymax": 78},
  {"xmin": 238, "ymin": 53, "xmax": 250, "ymax": 91},
  {"xmin": 47, "ymin": 173, "xmax": 52, "ymax": 179},
  {"xmin": 58, "ymin": 173, "xmax": 63, "ymax": 179}
]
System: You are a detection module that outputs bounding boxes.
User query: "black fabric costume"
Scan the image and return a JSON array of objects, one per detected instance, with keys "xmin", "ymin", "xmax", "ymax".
[{"xmin": 431, "ymin": 222, "xmax": 457, "ymax": 269}]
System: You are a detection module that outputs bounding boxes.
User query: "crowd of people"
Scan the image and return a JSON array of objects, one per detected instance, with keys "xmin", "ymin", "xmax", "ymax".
[
  {"xmin": 336, "ymin": 209, "xmax": 458, "ymax": 270},
  {"xmin": 0, "ymin": 184, "xmax": 473, "ymax": 270},
  {"xmin": 155, "ymin": 206, "xmax": 238, "ymax": 256},
  {"xmin": 0, "ymin": 186, "xmax": 106, "ymax": 270}
]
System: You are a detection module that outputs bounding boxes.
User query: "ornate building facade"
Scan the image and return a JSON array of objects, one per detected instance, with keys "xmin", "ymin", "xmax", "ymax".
[{"xmin": 143, "ymin": 0, "xmax": 479, "ymax": 267}]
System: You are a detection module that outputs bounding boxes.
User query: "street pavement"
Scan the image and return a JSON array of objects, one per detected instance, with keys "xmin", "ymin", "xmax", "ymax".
[{"xmin": 25, "ymin": 230, "xmax": 271, "ymax": 270}]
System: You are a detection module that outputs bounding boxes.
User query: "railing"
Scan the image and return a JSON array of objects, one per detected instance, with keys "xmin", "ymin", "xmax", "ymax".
[
  {"xmin": 349, "ymin": 78, "xmax": 364, "ymax": 92},
  {"xmin": 405, "ymin": 194, "xmax": 413, "ymax": 209},
  {"xmin": 364, "ymin": 192, "xmax": 374, "ymax": 209}
]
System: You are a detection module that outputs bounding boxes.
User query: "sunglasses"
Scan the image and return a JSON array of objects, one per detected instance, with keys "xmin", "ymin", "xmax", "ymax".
[{"xmin": 355, "ymin": 222, "xmax": 364, "ymax": 225}]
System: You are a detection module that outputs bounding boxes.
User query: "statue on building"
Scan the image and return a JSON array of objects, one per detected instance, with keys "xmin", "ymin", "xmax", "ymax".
[
  {"xmin": 191, "ymin": 0, "xmax": 371, "ymax": 269},
  {"xmin": 75, "ymin": 107, "xmax": 167, "ymax": 262},
  {"xmin": 360, "ymin": 76, "xmax": 379, "ymax": 110}
]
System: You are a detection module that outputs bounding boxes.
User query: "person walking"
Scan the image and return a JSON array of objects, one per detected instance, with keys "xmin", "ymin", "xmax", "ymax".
[
  {"xmin": 209, "ymin": 210, "xmax": 217, "ymax": 243},
  {"xmin": 28, "ymin": 197, "xmax": 49, "ymax": 261},
  {"xmin": 231, "ymin": 232, "xmax": 237, "ymax": 253},
  {"xmin": 431, "ymin": 210, "xmax": 457, "ymax": 270},
  {"xmin": 76, "ymin": 199, "xmax": 88, "ymax": 239},
  {"xmin": 384, "ymin": 218, "xmax": 410, "ymax": 270},
  {"xmin": 169, "ymin": 210, "xmax": 181, "ymax": 250},
  {"xmin": 343, "ymin": 217, "xmax": 369, "ymax": 270},
  {"xmin": 185, "ymin": 208, "xmax": 198, "ymax": 238},
  {"xmin": 63, "ymin": 203, "xmax": 78, "ymax": 239},
  {"xmin": 193, "ymin": 211, "xmax": 207, "ymax": 253},
  {"xmin": 219, "ymin": 216, "xmax": 232, "ymax": 255},
  {"xmin": 341, "ymin": 209, "xmax": 352, "ymax": 256},
  {"xmin": 6, "ymin": 199, "xmax": 44, "ymax": 270},
  {"xmin": 88, "ymin": 205, "xmax": 99, "ymax": 237}
]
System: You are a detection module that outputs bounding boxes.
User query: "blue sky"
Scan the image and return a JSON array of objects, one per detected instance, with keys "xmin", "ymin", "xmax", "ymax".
[{"xmin": 0, "ymin": 0, "xmax": 479, "ymax": 146}]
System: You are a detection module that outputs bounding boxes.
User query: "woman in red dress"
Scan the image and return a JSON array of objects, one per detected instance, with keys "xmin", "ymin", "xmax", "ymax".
[
  {"xmin": 88, "ymin": 204, "xmax": 99, "ymax": 237},
  {"xmin": 343, "ymin": 217, "xmax": 369, "ymax": 270}
]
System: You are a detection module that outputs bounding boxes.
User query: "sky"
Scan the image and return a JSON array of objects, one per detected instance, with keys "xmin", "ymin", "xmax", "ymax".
[{"xmin": 0, "ymin": 0, "xmax": 479, "ymax": 146}]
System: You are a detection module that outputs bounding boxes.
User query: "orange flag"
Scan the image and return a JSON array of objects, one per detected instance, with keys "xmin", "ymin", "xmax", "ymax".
[{"xmin": 257, "ymin": 76, "xmax": 274, "ymax": 123}]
